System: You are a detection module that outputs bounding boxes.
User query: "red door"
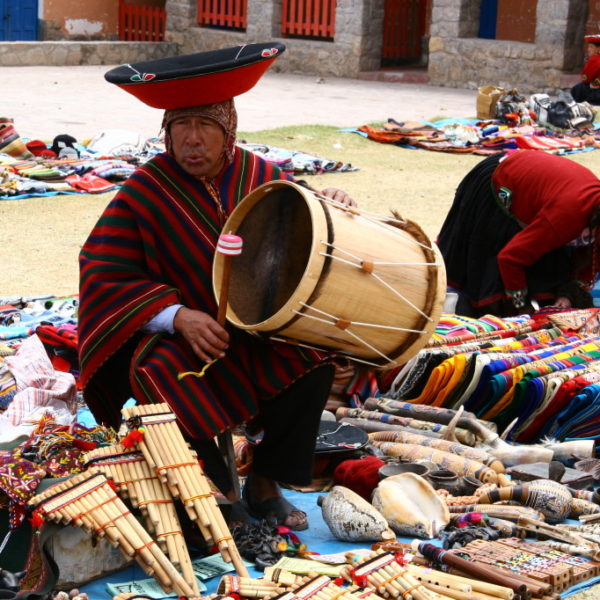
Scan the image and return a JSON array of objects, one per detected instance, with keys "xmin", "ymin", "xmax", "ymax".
[{"xmin": 381, "ymin": 0, "xmax": 431, "ymax": 66}]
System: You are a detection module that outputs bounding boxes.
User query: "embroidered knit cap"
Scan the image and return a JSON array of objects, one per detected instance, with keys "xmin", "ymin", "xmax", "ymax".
[{"xmin": 161, "ymin": 99, "xmax": 238, "ymax": 163}]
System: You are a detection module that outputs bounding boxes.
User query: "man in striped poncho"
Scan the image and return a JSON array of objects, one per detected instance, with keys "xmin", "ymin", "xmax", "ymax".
[{"xmin": 78, "ymin": 73, "xmax": 354, "ymax": 530}]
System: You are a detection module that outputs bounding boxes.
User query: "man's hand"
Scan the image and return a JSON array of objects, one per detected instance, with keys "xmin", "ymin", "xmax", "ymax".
[
  {"xmin": 173, "ymin": 307, "xmax": 229, "ymax": 362},
  {"xmin": 320, "ymin": 187, "xmax": 357, "ymax": 208}
]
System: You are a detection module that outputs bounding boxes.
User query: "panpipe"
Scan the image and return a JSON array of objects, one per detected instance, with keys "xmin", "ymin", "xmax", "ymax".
[
  {"xmin": 113, "ymin": 595, "xmax": 203, "ymax": 600},
  {"xmin": 264, "ymin": 567, "xmax": 304, "ymax": 586},
  {"xmin": 27, "ymin": 471, "xmax": 197, "ymax": 598},
  {"xmin": 499, "ymin": 538, "xmax": 600, "ymax": 586},
  {"xmin": 265, "ymin": 573, "xmax": 389, "ymax": 600},
  {"xmin": 516, "ymin": 517, "xmax": 595, "ymax": 551},
  {"xmin": 401, "ymin": 564, "xmax": 518, "ymax": 600},
  {"xmin": 83, "ymin": 443, "xmax": 196, "ymax": 591},
  {"xmin": 121, "ymin": 403, "xmax": 248, "ymax": 577},
  {"xmin": 340, "ymin": 549, "xmax": 454, "ymax": 600},
  {"xmin": 461, "ymin": 538, "xmax": 600, "ymax": 595},
  {"xmin": 218, "ymin": 574, "xmax": 293, "ymax": 598},
  {"xmin": 414, "ymin": 543, "xmax": 521, "ymax": 600}
]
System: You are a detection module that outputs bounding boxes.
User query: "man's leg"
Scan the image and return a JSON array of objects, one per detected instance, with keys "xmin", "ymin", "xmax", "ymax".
[{"xmin": 244, "ymin": 364, "xmax": 335, "ymax": 529}]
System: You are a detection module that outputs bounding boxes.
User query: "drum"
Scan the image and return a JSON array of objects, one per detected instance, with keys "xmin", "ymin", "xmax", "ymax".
[{"xmin": 213, "ymin": 180, "xmax": 446, "ymax": 367}]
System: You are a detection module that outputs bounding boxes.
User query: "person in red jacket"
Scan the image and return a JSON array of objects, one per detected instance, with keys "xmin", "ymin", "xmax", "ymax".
[
  {"xmin": 571, "ymin": 34, "xmax": 600, "ymax": 105},
  {"xmin": 437, "ymin": 150, "xmax": 600, "ymax": 317}
]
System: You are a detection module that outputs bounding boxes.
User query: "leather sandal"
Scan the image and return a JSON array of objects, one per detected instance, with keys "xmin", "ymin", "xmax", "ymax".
[{"xmin": 242, "ymin": 481, "xmax": 308, "ymax": 531}]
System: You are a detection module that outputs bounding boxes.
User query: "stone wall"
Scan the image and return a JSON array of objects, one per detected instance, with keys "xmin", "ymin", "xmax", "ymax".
[
  {"xmin": 428, "ymin": 0, "xmax": 585, "ymax": 94},
  {"xmin": 166, "ymin": 0, "xmax": 384, "ymax": 78},
  {"xmin": 0, "ymin": 41, "xmax": 177, "ymax": 66}
]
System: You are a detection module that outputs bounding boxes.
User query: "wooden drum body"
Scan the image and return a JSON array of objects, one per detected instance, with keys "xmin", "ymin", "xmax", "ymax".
[{"xmin": 213, "ymin": 180, "xmax": 446, "ymax": 367}]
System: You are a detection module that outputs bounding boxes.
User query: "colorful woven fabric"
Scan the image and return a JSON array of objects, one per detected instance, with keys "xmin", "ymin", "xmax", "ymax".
[{"xmin": 388, "ymin": 309, "xmax": 600, "ymax": 442}]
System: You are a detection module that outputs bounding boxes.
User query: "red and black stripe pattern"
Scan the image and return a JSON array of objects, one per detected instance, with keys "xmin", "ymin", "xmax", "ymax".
[{"xmin": 78, "ymin": 148, "xmax": 326, "ymax": 439}]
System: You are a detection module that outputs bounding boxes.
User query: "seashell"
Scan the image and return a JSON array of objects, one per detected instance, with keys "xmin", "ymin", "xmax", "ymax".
[
  {"xmin": 476, "ymin": 479, "xmax": 572, "ymax": 523},
  {"xmin": 371, "ymin": 472, "xmax": 449, "ymax": 539},
  {"xmin": 317, "ymin": 485, "xmax": 395, "ymax": 542}
]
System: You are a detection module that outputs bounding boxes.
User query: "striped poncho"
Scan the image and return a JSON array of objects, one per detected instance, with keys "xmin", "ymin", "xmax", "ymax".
[{"xmin": 78, "ymin": 148, "xmax": 325, "ymax": 440}]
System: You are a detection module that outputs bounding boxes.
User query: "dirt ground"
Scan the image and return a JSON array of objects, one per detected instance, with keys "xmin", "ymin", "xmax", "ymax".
[{"xmin": 3, "ymin": 144, "xmax": 600, "ymax": 299}]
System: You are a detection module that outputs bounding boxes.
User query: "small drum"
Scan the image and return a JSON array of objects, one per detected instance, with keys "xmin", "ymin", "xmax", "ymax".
[{"xmin": 213, "ymin": 180, "xmax": 446, "ymax": 368}]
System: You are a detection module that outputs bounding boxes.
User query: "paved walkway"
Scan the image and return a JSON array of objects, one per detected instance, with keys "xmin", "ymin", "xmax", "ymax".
[{"xmin": 4, "ymin": 65, "xmax": 476, "ymax": 142}]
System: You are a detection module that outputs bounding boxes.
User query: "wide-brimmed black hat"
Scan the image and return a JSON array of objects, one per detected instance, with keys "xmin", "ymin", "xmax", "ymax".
[{"xmin": 105, "ymin": 41, "xmax": 286, "ymax": 109}]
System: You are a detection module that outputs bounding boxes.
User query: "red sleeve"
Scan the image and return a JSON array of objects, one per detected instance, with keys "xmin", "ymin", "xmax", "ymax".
[
  {"xmin": 497, "ymin": 214, "xmax": 560, "ymax": 293},
  {"xmin": 582, "ymin": 54, "xmax": 600, "ymax": 87}
]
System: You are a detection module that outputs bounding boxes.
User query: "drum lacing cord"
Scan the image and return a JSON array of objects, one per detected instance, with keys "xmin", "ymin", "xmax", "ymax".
[
  {"xmin": 290, "ymin": 302, "xmax": 426, "ymax": 363},
  {"xmin": 294, "ymin": 302, "xmax": 427, "ymax": 334},
  {"xmin": 319, "ymin": 242, "xmax": 436, "ymax": 322},
  {"xmin": 269, "ymin": 334, "xmax": 394, "ymax": 368}
]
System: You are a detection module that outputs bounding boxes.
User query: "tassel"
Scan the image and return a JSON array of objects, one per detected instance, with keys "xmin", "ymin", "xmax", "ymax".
[
  {"xmin": 122, "ymin": 426, "xmax": 145, "ymax": 449},
  {"xmin": 178, "ymin": 358, "xmax": 219, "ymax": 380},
  {"xmin": 29, "ymin": 510, "xmax": 45, "ymax": 531}
]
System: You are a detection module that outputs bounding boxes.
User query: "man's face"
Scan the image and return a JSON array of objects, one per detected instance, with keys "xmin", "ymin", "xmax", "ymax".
[{"xmin": 169, "ymin": 116, "xmax": 226, "ymax": 179}]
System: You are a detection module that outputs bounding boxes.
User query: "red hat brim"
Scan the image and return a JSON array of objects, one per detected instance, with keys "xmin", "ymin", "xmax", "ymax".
[
  {"xmin": 585, "ymin": 34, "xmax": 600, "ymax": 44},
  {"xmin": 105, "ymin": 42, "xmax": 285, "ymax": 109}
]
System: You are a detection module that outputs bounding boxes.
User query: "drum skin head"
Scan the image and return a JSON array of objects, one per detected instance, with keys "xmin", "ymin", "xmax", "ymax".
[{"xmin": 213, "ymin": 180, "xmax": 447, "ymax": 368}]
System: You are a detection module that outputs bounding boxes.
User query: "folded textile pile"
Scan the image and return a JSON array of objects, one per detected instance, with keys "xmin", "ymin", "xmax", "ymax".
[
  {"xmin": 385, "ymin": 308, "xmax": 600, "ymax": 443},
  {"xmin": 238, "ymin": 142, "xmax": 359, "ymax": 174},
  {"xmin": 352, "ymin": 117, "xmax": 598, "ymax": 155}
]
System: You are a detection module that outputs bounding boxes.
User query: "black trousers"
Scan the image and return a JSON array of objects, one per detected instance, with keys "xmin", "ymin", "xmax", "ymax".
[{"xmin": 189, "ymin": 364, "xmax": 335, "ymax": 496}]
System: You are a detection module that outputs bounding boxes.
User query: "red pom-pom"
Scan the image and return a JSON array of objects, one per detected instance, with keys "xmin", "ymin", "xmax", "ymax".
[
  {"xmin": 350, "ymin": 569, "xmax": 368, "ymax": 588},
  {"xmin": 122, "ymin": 427, "xmax": 145, "ymax": 448},
  {"xmin": 394, "ymin": 552, "xmax": 407, "ymax": 566},
  {"xmin": 29, "ymin": 510, "xmax": 45, "ymax": 530},
  {"xmin": 107, "ymin": 479, "xmax": 119, "ymax": 493},
  {"xmin": 333, "ymin": 577, "xmax": 344, "ymax": 586}
]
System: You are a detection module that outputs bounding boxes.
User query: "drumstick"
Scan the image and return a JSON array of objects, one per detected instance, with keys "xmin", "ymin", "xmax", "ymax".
[
  {"xmin": 216, "ymin": 233, "xmax": 243, "ymax": 326},
  {"xmin": 178, "ymin": 233, "xmax": 243, "ymax": 380}
]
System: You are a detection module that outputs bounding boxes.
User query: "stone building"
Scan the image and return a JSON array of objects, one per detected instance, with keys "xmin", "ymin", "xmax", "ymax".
[
  {"xmin": 166, "ymin": 0, "xmax": 598, "ymax": 94},
  {"xmin": 427, "ymin": 0, "xmax": 597, "ymax": 94},
  {"xmin": 1, "ymin": 0, "xmax": 599, "ymax": 95}
]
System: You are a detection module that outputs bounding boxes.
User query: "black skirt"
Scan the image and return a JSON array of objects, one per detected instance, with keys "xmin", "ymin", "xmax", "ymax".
[{"xmin": 437, "ymin": 154, "xmax": 572, "ymax": 317}]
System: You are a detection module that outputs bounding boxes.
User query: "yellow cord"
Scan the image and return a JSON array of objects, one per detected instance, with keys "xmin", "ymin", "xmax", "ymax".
[{"xmin": 177, "ymin": 358, "xmax": 219, "ymax": 380}]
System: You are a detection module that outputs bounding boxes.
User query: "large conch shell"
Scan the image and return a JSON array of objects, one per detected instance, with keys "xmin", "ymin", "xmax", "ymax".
[
  {"xmin": 477, "ymin": 479, "xmax": 572, "ymax": 523},
  {"xmin": 371, "ymin": 472, "xmax": 449, "ymax": 538},
  {"xmin": 317, "ymin": 486, "xmax": 395, "ymax": 542}
]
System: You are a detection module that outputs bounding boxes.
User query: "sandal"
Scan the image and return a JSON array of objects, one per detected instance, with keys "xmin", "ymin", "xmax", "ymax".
[
  {"xmin": 226, "ymin": 500, "xmax": 253, "ymax": 528},
  {"xmin": 242, "ymin": 480, "xmax": 308, "ymax": 531}
]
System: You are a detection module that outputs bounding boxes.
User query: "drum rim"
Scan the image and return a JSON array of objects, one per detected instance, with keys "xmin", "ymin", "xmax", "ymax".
[{"xmin": 212, "ymin": 179, "xmax": 329, "ymax": 332}]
